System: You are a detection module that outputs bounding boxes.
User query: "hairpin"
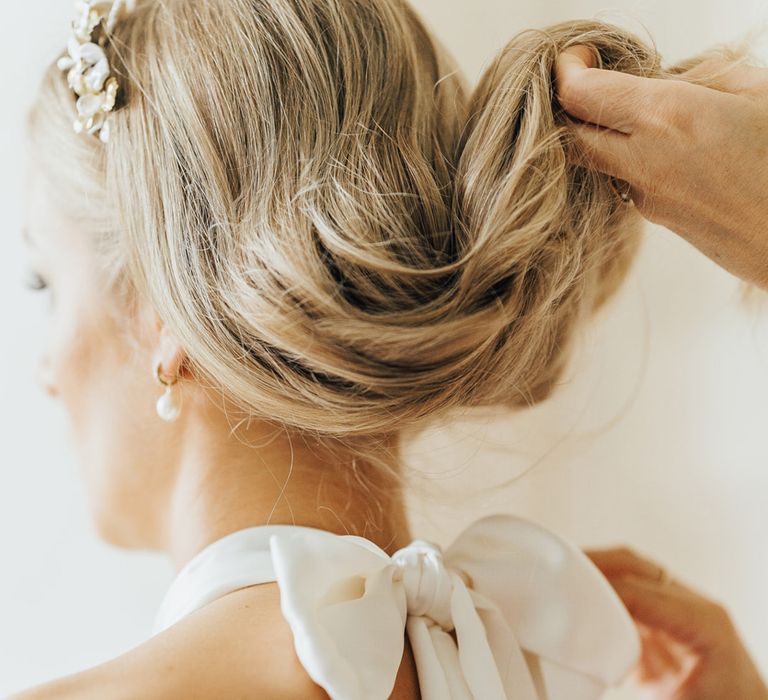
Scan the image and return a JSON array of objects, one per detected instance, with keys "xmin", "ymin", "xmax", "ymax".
[{"xmin": 56, "ymin": 0, "xmax": 136, "ymax": 143}]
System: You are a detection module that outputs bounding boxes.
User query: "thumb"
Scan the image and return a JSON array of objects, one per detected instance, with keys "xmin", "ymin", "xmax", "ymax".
[
  {"xmin": 554, "ymin": 43, "xmax": 652, "ymax": 134},
  {"xmin": 553, "ymin": 45, "xmax": 599, "ymax": 106},
  {"xmin": 559, "ymin": 44, "xmax": 599, "ymax": 70}
]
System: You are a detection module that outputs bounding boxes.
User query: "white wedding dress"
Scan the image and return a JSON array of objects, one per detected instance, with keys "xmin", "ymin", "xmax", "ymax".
[{"xmin": 150, "ymin": 514, "xmax": 640, "ymax": 699}]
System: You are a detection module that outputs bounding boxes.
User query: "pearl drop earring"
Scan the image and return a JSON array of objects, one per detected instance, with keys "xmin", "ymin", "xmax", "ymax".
[{"xmin": 155, "ymin": 362, "xmax": 182, "ymax": 422}]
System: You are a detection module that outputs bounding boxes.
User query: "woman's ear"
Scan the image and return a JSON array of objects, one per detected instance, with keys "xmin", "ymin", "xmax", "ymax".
[
  {"xmin": 154, "ymin": 322, "xmax": 189, "ymax": 382},
  {"xmin": 141, "ymin": 305, "xmax": 190, "ymax": 382}
]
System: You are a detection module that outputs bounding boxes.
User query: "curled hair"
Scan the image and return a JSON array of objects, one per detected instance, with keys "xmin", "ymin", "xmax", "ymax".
[{"xmin": 26, "ymin": 2, "xmax": 753, "ymax": 471}]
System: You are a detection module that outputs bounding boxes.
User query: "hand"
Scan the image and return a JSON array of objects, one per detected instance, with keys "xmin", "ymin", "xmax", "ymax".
[
  {"xmin": 554, "ymin": 45, "xmax": 768, "ymax": 290},
  {"xmin": 586, "ymin": 546, "xmax": 768, "ymax": 699}
]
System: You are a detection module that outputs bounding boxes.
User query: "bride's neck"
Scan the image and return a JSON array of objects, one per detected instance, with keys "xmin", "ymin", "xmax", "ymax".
[{"xmin": 157, "ymin": 409, "xmax": 412, "ymax": 573}]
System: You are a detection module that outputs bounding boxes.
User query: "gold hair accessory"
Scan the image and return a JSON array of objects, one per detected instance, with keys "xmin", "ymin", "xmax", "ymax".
[{"xmin": 56, "ymin": 0, "xmax": 136, "ymax": 143}]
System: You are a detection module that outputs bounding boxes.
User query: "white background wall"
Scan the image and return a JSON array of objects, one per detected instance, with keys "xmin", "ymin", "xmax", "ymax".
[{"xmin": 1, "ymin": 0, "xmax": 767, "ymax": 697}]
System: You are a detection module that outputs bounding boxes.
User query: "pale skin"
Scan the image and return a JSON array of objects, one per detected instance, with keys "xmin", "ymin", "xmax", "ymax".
[
  {"xmin": 555, "ymin": 45, "xmax": 768, "ymax": 699},
  {"xmin": 12, "ymin": 166, "xmax": 420, "ymax": 698}
]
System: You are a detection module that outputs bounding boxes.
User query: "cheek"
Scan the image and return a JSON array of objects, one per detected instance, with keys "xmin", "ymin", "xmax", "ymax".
[
  {"xmin": 48, "ymin": 294, "xmax": 117, "ymax": 441},
  {"xmin": 47, "ymin": 293, "xmax": 163, "ymax": 541}
]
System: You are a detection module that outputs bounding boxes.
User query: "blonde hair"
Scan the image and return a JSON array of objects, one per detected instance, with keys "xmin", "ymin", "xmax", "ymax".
[{"xmin": 26, "ymin": 1, "xmax": 753, "ymax": 475}]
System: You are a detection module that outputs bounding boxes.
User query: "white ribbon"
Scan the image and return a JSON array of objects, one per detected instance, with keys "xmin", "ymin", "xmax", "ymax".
[{"xmin": 270, "ymin": 513, "xmax": 641, "ymax": 700}]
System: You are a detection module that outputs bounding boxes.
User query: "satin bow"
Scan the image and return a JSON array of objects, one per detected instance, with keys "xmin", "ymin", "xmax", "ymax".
[{"xmin": 270, "ymin": 513, "xmax": 640, "ymax": 700}]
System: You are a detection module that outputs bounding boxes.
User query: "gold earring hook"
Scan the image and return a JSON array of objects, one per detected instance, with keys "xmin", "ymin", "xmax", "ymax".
[{"xmin": 155, "ymin": 362, "xmax": 179, "ymax": 387}]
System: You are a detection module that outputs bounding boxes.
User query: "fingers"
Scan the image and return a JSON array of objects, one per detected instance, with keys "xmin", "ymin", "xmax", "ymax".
[
  {"xmin": 586, "ymin": 546, "xmax": 736, "ymax": 654},
  {"xmin": 636, "ymin": 625, "xmax": 687, "ymax": 682},
  {"xmin": 554, "ymin": 45, "xmax": 657, "ymax": 134},
  {"xmin": 566, "ymin": 122, "xmax": 636, "ymax": 181},
  {"xmin": 611, "ymin": 575, "xmax": 735, "ymax": 655},
  {"xmin": 671, "ymin": 56, "xmax": 768, "ymax": 96},
  {"xmin": 584, "ymin": 546, "xmax": 667, "ymax": 581},
  {"xmin": 554, "ymin": 44, "xmax": 662, "ymax": 183}
]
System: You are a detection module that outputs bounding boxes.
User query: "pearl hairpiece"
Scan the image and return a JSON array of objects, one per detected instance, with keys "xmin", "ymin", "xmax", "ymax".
[{"xmin": 56, "ymin": 0, "xmax": 136, "ymax": 143}]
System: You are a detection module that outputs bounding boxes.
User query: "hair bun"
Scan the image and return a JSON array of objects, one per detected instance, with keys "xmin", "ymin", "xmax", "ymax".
[{"xmin": 27, "ymin": 4, "xmax": 754, "ymax": 469}]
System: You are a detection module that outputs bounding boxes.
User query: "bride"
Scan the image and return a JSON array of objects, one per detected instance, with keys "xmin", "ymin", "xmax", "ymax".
[{"xmin": 12, "ymin": 0, "xmax": 766, "ymax": 697}]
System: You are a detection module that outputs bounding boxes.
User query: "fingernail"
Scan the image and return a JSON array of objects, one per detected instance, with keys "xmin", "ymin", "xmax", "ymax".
[{"xmin": 560, "ymin": 45, "xmax": 597, "ymax": 69}]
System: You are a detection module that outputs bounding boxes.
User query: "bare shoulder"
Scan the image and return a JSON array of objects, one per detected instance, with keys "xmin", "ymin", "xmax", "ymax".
[
  {"xmin": 7, "ymin": 583, "xmax": 420, "ymax": 700},
  {"xmin": 7, "ymin": 584, "xmax": 328, "ymax": 700}
]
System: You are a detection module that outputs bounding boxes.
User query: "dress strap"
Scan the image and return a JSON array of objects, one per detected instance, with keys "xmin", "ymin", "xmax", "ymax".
[{"xmin": 152, "ymin": 524, "xmax": 311, "ymax": 635}]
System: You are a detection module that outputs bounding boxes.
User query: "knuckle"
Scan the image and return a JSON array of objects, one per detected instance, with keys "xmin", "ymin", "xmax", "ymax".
[
  {"xmin": 708, "ymin": 600, "xmax": 734, "ymax": 630},
  {"xmin": 675, "ymin": 56, "xmax": 728, "ymax": 82},
  {"xmin": 617, "ymin": 546, "xmax": 639, "ymax": 561},
  {"xmin": 627, "ymin": 150, "xmax": 653, "ymax": 191}
]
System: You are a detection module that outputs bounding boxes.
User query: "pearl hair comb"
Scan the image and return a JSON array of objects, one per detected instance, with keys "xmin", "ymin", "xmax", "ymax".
[{"xmin": 56, "ymin": 0, "xmax": 136, "ymax": 143}]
